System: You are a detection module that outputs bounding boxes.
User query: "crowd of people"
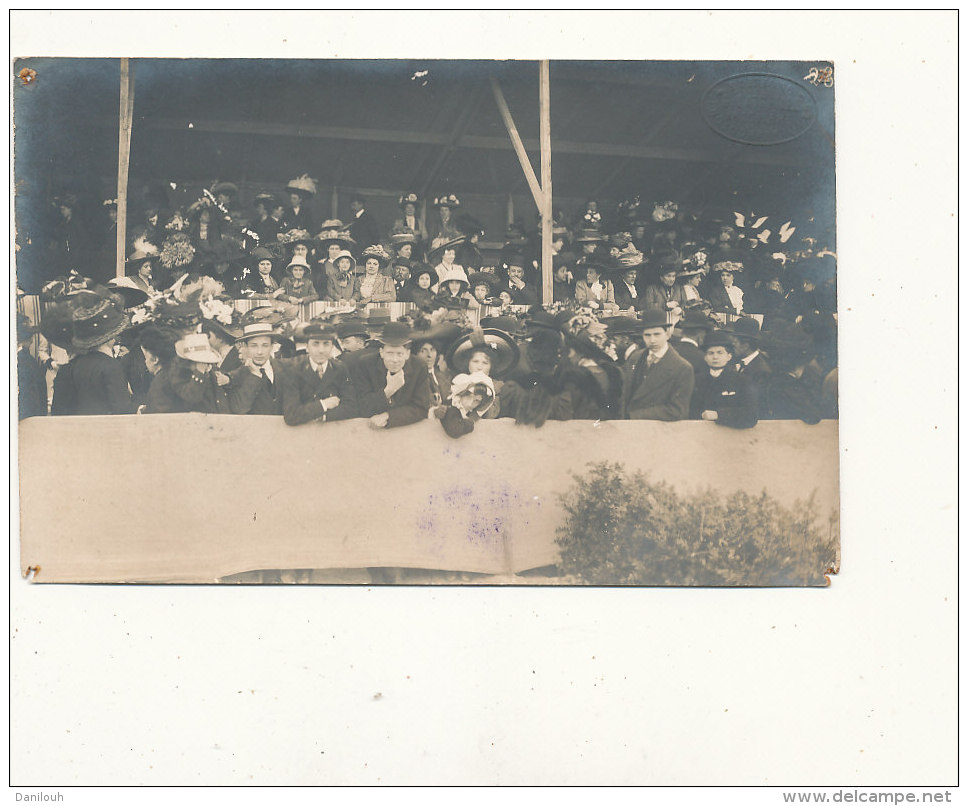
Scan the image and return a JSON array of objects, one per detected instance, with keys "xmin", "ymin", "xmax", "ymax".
[{"xmin": 18, "ymin": 177, "xmax": 838, "ymax": 433}]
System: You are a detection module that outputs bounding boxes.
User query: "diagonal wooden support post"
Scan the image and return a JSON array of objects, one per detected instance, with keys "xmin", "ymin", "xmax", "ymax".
[{"xmin": 489, "ymin": 75, "xmax": 545, "ymax": 212}]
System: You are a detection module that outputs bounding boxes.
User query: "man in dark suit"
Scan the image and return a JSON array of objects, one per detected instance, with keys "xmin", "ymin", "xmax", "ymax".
[
  {"xmin": 729, "ymin": 316, "xmax": 772, "ymax": 416},
  {"xmin": 673, "ymin": 309, "xmax": 714, "ymax": 375},
  {"xmin": 689, "ymin": 330, "xmax": 758, "ymax": 429},
  {"xmin": 620, "ymin": 310, "xmax": 695, "ymax": 421},
  {"xmin": 353, "ymin": 321, "xmax": 432, "ymax": 429},
  {"xmin": 227, "ymin": 322, "xmax": 292, "ymax": 415},
  {"xmin": 280, "ymin": 323, "xmax": 358, "ymax": 426},
  {"xmin": 348, "ymin": 194, "xmax": 380, "ymax": 251}
]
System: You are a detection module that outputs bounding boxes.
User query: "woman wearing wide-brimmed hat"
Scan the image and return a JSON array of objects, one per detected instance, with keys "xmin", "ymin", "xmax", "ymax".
[
  {"xmin": 468, "ymin": 270, "xmax": 501, "ymax": 306},
  {"xmin": 433, "ymin": 371, "xmax": 497, "ymax": 439},
  {"xmin": 703, "ymin": 256, "xmax": 745, "ymax": 316},
  {"xmin": 445, "ymin": 326, "xmax": 519, "ymax": 419},
  {"xmin": 353, "ymin": 244, "xmax": 397, "ymax": 304},
  {"xmin": 574, "ymin": 258, "xmax": 618, "ymax": 313},
  {"xmin": 410, "ymin": 321, "xmax": 463, "ymax": 408},
  {"xmin": 280, "ymin": 255, "xmax": 320, "ymax": 304},
  {"xmin": 323, "ymin": 249, "xmax": 358, "ymax": 304},
  {"xmin": 434, "ymin": 264, "xmax": 477, "ymax": 310},
  {"xmin": 64, "ymin": 298, "xmax": 136, "ymax": 415},
  {"xmin": 391, "ymin": 192, "xmax": 428, "ymax": 250},
  {"xmin": 124, "ymin": 248, "xmax": 161, "ymax": 295},
  {"xmin": 455, "ymin": 215, "xmax": 485, "ymax": 271},
  {"xmin": 428, "ymin": 193, "xmax": 462, "ymax": 248},
  {"xmin": 284, "ymin": 174, "xmax": 317, "ymax": 233},
  {"xmin": 241, "ymin": 246, "xmax": 285, "ymax": 300},
  {"xmin": 144, "ymin": 331, "xmax": 232, "ymax": 414},
  {"xmin": 427, "ymin": 236, "xmax": 465, "ymax": 285}
]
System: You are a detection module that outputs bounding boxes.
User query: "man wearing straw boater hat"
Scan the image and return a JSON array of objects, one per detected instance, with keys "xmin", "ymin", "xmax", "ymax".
[
  {"xmin": 280, "ymin": 322, "xmax": 358, "ymax": 426},
  {"xmin": 353, "ymin": 321, "xmax": 432, "ymax": 429},
  {"xmin": 228, "ymin": 321, "xmax": 292, "ymax": 415},
  {"xmin": 620, "ymin": 309, "xmax": 694, "ymax": 421},
  {"xmin": 66, "ymin": 297, "xmax": 136, "ymax": 415}
]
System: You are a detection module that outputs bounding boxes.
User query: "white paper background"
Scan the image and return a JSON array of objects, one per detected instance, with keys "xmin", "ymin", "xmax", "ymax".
[{"xmin": 7, "ymin": 10, "xmax": 958, "ymax": 795}]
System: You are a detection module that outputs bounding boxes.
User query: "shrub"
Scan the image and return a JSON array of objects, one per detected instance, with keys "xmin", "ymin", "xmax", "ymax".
[{"xmin": 555, "ymin": 462, "xmax": 838, "ymax": 586}]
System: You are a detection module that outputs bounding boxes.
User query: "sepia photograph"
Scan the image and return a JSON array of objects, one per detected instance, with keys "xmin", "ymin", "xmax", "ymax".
[
  {"xmin": 14, "ymin": 55, "xmax": 839, "ymax": 586},
  {"xmin": 8, "ymin": 9, "xmax": 957, "ymax": 794}
]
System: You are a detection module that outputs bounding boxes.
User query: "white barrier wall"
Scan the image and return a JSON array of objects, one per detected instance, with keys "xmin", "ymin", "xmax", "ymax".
[{"xmin": 18, "ymin": 415, "xmax": 839, "ymax": 583}]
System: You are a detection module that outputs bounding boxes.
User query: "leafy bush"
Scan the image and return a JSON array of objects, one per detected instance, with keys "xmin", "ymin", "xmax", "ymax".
[{"xmin": 555, "ymin": 462, "xmax": 838, "ymax": 586}]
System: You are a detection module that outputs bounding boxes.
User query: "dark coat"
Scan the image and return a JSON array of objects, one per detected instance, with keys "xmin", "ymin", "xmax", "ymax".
[
  {"xmin": 612, "ymin": 279, "xmax": 644, "ymax": 311},
  {"xmin": 219, "ymin": 346, "xmax": 243, "ymax": 374},
  {"xmin": 18, "ymin": 348, "xmax": 48, "ymax": 419},
  {"xmin": 641, "ymin": 282, "xmax": 689, "ymax": 313},
  {"xmin": 280, "ymin": 355, "xmax": 358, "ymax": 426},
  {"xmin": 348, "ymin": 210, "xmax": 380, "ymax": 250},
  {"xmin": 227, "ymin": 358, "xmax": 290, "ymax": 415},
  {"xmin": 436, "ymin": 405, "xmax": 476, "ymax": 439},
  {"xmin": 620, "ymin": 345, "xmax": 694, "ymax": 421},
  {"xmin": 286, "ymin": 205, "xmax": 314, "ymax": 234},
  {"xmin": 353, "ymin": 352, "xmax": 431, "ymax": 428},
  {"xmin": 690, "ymin": 365, "xmax": 758, "ymax": 429},
  {"xmin": 67, "ymin": 351, "xmax": 136, "ymax": 415},
  {"xmin": 763, "ymin": 372, "xmax": 823, "ymax": 424},
  {"xmin": 673, "ymin": 338, "xmax": 706, "ymax": 375},
  {"xmin": 145, "ymin": 362, "xmax": 232, "ymax": 414},
  {"xmin": 50, "ymin": 362, "xmax": 77, "ymax": 416}
]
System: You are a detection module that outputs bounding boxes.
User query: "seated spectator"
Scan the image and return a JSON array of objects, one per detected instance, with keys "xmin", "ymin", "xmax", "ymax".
[
  {"xmin": 610, "ymin": 251, "xmax": 646, "ymax": 311},
  {"xmin": 353, "ymin": 321, "xmax": 432, "ymax": 429},
  {"xmin": 642, "ymin": 253, "xmax": 688, "ymax": 317},
  {"xmin": 677, "ymin": 263, "xmax": 706, "ymax": 305},
  {"xmin": 325, "ymin": 249, "xmax": 358, "ymax": 304},
  {"xmin": 704, "ymin": 257, "xmax": 745, "ymax": 316},
  {"xmin": 500, "ymin": 252, "xmax": 539, "ymax": 306},
  {"xmin": 354, "ymin": 245, "xmax": 397, "ymax": 304},
  {"xmin": 446, "ymin": 327, "xmax": 520, "ymax": 419},
  {"xmin": 280, "ymin": 255, "xmax": 320, "ymax": 304},
  {"xmin": 690, "ymin": 330, "xmax": 758, "ymax": 429},
  {"xmin": 280, "ymin": 322, "xmax": 358, "ymax": 426},
  {"xmin": 242, "ymin": 247, "xmax": 283, "ymax": 300},
  {"xmin": 406, "ymin": 264, "xmax": 438, "ymax": 311},
  {"xmin": 429, "ymin": 237, "xmax": 464, "ymax": 285},
  {"xmin": 574, "ymin": 261, "xmax": 618, "ymax": 313},
  {"xmin": 391, "ymin": 257, "xmax": 414, "ymax": 300},
  {"xmin": 434, "ymin": 265, "xmax": 477, "ymax": 309},
  {"xmin": 468, "ymin": 271, "xmax": 500, "ymax": 306},
  {"xmin": 552, "ymin": 254, "xmax": 576, "ymax": 303}
]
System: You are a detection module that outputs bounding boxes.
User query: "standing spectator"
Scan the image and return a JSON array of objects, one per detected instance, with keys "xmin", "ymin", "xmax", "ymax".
[
  {"xmin": 17, "ymin": 313, "xmax": 47, "ymax": 419},
  {"xmin": 729, "ymin": 316, "xmax": 772, "ymax": 405},
  {"xmin": 285, "ymin": 175, "xmax": 317, "ymax": 233},
  {"xmin": 228, "ymin": 322, "xmax": 292, "ymax": 415},
  {"xmin": 353, "ymin": 322, "xmax": 432, "ymax": 429},
  {"xmin": 690, "ymin": 330, "xmax": 758, "ymax": 429},
  {"xmin": 429, "ymin": 194, "xmax": 462, "ymax": 248},
  {"xmin": 405, "ymin": 264, "xmax": 438, "ymax": 311},
  {"xmin": 250, "ymin": 193, "xmax": 282, "ymax": 245},
  {"xmin": 672, "ymin": 309, "xmax": 714, "ymax": 374},
  {"xmin": 347, "ymin": 193, "xmax": 380, "ymax": 250},
  {"xmin": 500, "ymin": 252, "xmax": 540, "ymax": 306},
  {"xmin": 146, "ymin": 332, "xmax": 232, "ymax": 414},
  {"xmin": 354, "ymin": 245, "xmax": 396, "ymax": 304},
  {"xmin": 280, "ymin": 323, "xmax": 358, "ymax": 426},
  {"xmin": 66, "ymin": 299, "xmax": 136, "ymax": 415},
  {"xmin": 392, "ymin": 193, "xmax": 428, "ymax": 252},
  {"xmin": 620, "ymin": 311, "xmax": 694, "ymax": 421}
]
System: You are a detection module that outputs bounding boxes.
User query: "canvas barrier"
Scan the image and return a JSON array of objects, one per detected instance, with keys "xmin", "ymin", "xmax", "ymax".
[{"xmin": 18, "ymin": 416, "xmax": 839, "ymax": 583}]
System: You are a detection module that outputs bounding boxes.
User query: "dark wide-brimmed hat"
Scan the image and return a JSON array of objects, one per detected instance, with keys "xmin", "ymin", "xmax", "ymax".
[
  {"xmin": 375, "ymin": 321, "xmax": 413, "ymax": 347},
  {"xmin": 125, "ymin": 249, "xmax": 159, "ymax": 269},
  {"xmin": 398, "ymin": 192, "xmax": 420, "ymax": 209},
  {"xmin": 389, "ymin": 229, "xmax": 417, "ymax": 247},
  {"xmin": 317, "ymin": 229, "xmax": 357, "ymax": 253},
  {"xmin": 702, "ymin": 330, "xmax": 736, "ymax": 351},
  {"xmin": 468, "ymin": 271, "xmax": 501, "ymax": 294},
  {"xmin": 410, "ymin": 322, "xmax": 464, "ymax": 352},
  {"xmin": 212, "ymin": 181, "xmax": 239, "ymax": 198},
  {"xmin": 71, "ymin": 299, "xmax": 130, "ymax": 350},
  {"xmin": 336, "ymin": 318, "xmax": 369, "ymax": 342},
  {"xmin": 608, "ymin": 250, "xmax": 647, "ymax": 276},
  {"xmin": 574, "ymin": 228, "xmax": 605, "ymax": 244},
  {"xmin": 446, "ymin": 328, "xmax": 520, "ymax": 379},
  {"xmin": 727, "ymin": 316, "xmax": 762, "ymax": 342},
  {"xmin": 638, "ymin": 310, "xmax": 677, "ymax": 330},
  {"xmin": 427, "ymin": 236, "xmax": 465, "ymax": 266},
  {"xmin": 602, "ymin": 316, "xmax": 643, "ymax": 336},
  {"xmin": 677, "ymin": 309, "xmax": 716, "ymax": 332},
  {"xmin": 106, "ymin": 277, "xmax": 150, "ymax": 309},
  {"xmin": 479, "ymin": 315, "xmax": 527, "ymax": 338},
  {"xmin": 250, "ymin": 246, "xmax": 275, "ymax": 263}
]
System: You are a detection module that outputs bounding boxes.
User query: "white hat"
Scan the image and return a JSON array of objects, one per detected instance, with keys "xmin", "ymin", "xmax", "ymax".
[{"xmin": 175, "ymin": 332, "xmax": 221, "ymax": 364}]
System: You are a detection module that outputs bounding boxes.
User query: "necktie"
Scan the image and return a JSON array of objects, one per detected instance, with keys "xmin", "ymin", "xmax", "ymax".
[
  {"xmin": 647, "ymin": 352, "xmax": 659, "ymax": 369},
  {"xmin": 261, "ymin": 367, "xmax": 274, "ymax": 396},
  {"xmin": 317, "ymin": 363, "xmax": 326, "ymax": 379}
]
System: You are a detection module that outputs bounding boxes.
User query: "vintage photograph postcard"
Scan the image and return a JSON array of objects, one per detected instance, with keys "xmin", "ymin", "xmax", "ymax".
[{"xmin": 14, "ymin": 57, "xmax": 838, "ymax": 586}]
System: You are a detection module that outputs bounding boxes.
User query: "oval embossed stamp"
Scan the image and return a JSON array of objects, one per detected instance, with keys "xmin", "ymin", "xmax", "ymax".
[{"xmin": 702, "ymin": 72, "xmax": 818, "ymax": 146}]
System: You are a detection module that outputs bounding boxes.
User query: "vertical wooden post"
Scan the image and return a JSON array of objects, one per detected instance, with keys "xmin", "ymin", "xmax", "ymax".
[
  {"xmin": 539, "ymin": 60, "xmax": 553, "ymax": 306},
  {"xmin": 419, "ymin": 198, "xmax": 427, "ymax": 236},
  {"xmin": 116, "ymin": 58, "xmax": 134, "ymax": 278},
  {"xmin": 330, "ymin": 185, "xmax": 339, "ymax": 220},
  {"xmin": 506, "ymin": 193, "xmax": 514, "ymax": 227}
]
